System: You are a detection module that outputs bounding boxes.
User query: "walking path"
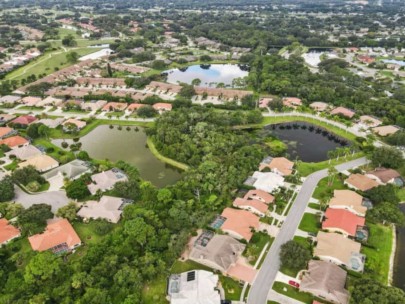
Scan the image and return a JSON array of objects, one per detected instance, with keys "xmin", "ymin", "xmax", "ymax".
[{"xmin": 247, "ymin": 157, "xmax": 368, "ymax": 304}]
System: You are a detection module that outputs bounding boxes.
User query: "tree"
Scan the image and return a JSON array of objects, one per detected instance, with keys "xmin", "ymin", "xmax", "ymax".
[
  {"xmin": 124, "ymin": 218, "xmax": 156, "ymax": 247},
  {"xmin": 371, "ymin": 146, "xmax": 403, "ymax": 169},
  {"xmin": 24, "ymin": 251, "xmax": 61, "ymax": 284},
  {"xmin": 66, "ymin": 51, "xmax": 79, "ymax": 64},
  {"xmin": 107, "ymin": 63, "xmax": 113, "ymax": 77},
  {"xmin": 0, "ymin": 177, "xmax": 15, "ymax": 202},
  {"xmin": 18, "ymin": 204, "xmax": 53, "ymax": 235},
  {"xmin": 279, "ymin": 240, "xmax": 311, "ymax": 271},
  {"xmin": 112, "ymin": 180, "xmax": 140, "ymax": 200},
  {"xmin": 367, "ymin": 201, "xmax": 405, "ymax": 226},
  {"xmin": 351, "ymin": 278, "xmax": 405, "ymax": 304},
  {"xmin": 56, "ymin": 202, "xmax": 78, "ymax": 221},
  {"xmin": 200, "ymin": 55, "xmax": 212, "ymax": 62},
  {"xmin": 12, "ymin": 166, "xmax": 45, "ymax": 186},
  {"xmin": 77, "ymin": 150, "xmax": 90, "ymax": 161},
  {"xmin": 137, "ymin": 105, "xmax": 157, "ymax": 118},
  {"xmin": 27, "ymin": 123, "xmax": 45, "ymax": 139},
  {"xmin": 151, "ymin": 60, "xmax": 167, "ymax": 70},
  {"xmin": 61, "ymin": 34, "xmax": 77, "ymax": 47},
  {"xmin": 241, "ymin": 94, "xmax": 256, "ymax": 109},
  {"xmin": 178, "ymin": 84, "xmax": 196, "ymax": 98},
  {"xmin": 66, "ymin": 177, "xmax": 91, "ymax": 200},
  {"xmin": 191, "ymin": 78, "xmax": 201, "ymax": 86},
  {"xmin": 366, "ymin": 184, "xmax": 399, "ymax": 205},
  {"xmin": 327, "ymin": 166, "xmax": 338, "ymax": 186}
]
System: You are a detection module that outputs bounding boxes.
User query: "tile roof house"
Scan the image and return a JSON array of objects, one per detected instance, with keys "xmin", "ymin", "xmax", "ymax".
[
  {"xmin": 283, "ymin": 97, "xmax": 302, "ymax": 108},
  {"xmin": 330, "ymin": 107, "xmax": 355, "ymax": 119},
  {"xmin": 344, "ymin": 174, "xmax": 379, "ymax": 192},
  {"xmin": 42, "ymin": 159, "xmax": 91, "ymax": 181},
  {"xmin": 310, "ymin": 102, "xmax": 329, "ymax": 112},
  {"xmin": 37, "ymin": 118, "xmax": 64, "ymax": 129},
  {"xmin": 0, "ymin": 127, "xmax": 16, "ymax": 139},
  {"xmin": 153, "ymin": 102, "xmax": 172, "ymax": 113},
  {"xmin": 19, "ymin": 154, "xmax": 59, "ymax": 172},
  {"xmin": 0, "ymin": 95, "xmax": 21, "ymax": 104},
  {"xmin": 0, "ymin": 135, "xmax": 29, "ymax": 149},
  {"xmin": 21, "ymin": 96, "xmax": 42, "ymax": 106},
  {"xmin": 300, "ymin": 260, "xmax": 350, "ymax": 304},
  {"xmin": 168, "ymin": 270, "xmax": 221, "ymax": 304},
  {"xmin": 358, "ymin": 115, "xmax": 382, "ymax": 129},
  {"xmin": 10, "ymin": 115, "xmax": 37, "ymax": 126},
  {"xmin": 28, "ymin": 218, "xmax": 81, "ymax": 253},
  {"xmin": 366, "ymin": 168, "xmax": 402, "ymax": 186},
  {"xmin": 232, "ymin": 197, "xmax": 268, "ymax": 217},
  {"xmin": 62, "ymin": 119, "xmax": 87, "ymax": 131},
  {"xmin": 251, "ymin": 171, "xmax": 285, "ymax": 193},
  {"xmin": 260, "ymin": 157, "xmax": 294, "ymax": 176},
  {"xmin": 87, "ymin": 168, "xmax": 128, "ymax": 195},
  {"xmin": 102, "ymin": 102, "xmax": 128, "ymax": 112},
  {"xmin": 314, "ymin": 231, "xmax": 365, "ymax": 272},
  {"xmin": 189, "ymin": 233, "xmax": 246, "ymax": 272},
  {"xmin": 322, "ymin": 208, "xmax": 366, "ymax": 237},
  {"xmin": 77, "ymin": 196, "xmax": 130, "ymax": 223},
  {"xmin": 258, "ymin": 97, "xmax": 273, "ymax": 108},
  {"xmin": 372, "ymin": 125, "xmax": 400, "ymax": 137},
  {"xmin": 0, "ymin": 218, "xmax": 21, "ymax": 247},
  {"xmin": 5, "ymin": 144, "xmax": 42, "ymax": 160},
  {"xmin": 80, "ymin": 100, "xmax": 107, "ymax": 112},
  {"xmin": 0, "ymin": 114, "xmax": 16, "ymax": 125},
  {"xmin": 220, "ymin": 207, "xmax": 260, "ymax": 241},
  {"xmin": 243, "ymin": 189, "xmax": 275, "ymax": 205},
  {"xmin": 126, "ymin": 103, "xmax": 144, "ymax": 112},
  {"xmin": 329, "ymin": 190, "xmax": 367, "ymax": 217},
  {"xmin": 36, "ymin": 96, "xmax": 63, "ymax": 107}
]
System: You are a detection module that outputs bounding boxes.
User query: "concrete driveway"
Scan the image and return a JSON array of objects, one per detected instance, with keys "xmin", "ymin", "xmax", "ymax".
[
  {"xmin": 13, "ymin": 186, "xmax": 69, "ymax": 213},
  {"xmin": 247, "ymin": 157, "xmax": 368, "ymax": 304}
]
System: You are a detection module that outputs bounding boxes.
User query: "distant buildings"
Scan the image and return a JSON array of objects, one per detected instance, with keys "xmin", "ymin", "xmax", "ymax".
[
  {"xmin": 330, "ymin": 107, "xmax": 356, "ymax": 119},
  {"xmin": 372, "ymin": 125, "xmax": 400, "ymax": 136}
]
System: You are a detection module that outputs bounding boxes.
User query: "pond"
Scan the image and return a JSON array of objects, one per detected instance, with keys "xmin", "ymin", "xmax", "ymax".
[
  {"xmin": 302, "ymin": 49, "xmax": 338, "ymax": 67},
  {"xmin": 52, "ymin": 125, "xmax": 182, "ymax": 187},
  {"xmin": 164, "ymin": 64, "xmax": 249, "ymax": 87},
  {"xmin": 394, "ymin": 203, "xmax": 405, "ymax": 291},
  {"xmin": 382, "ymin": 59, "xmax": 405, "ymax": 67},
  {"xmin": 262, "ymin": 122, "xmax": 350, "ymax": 162}
]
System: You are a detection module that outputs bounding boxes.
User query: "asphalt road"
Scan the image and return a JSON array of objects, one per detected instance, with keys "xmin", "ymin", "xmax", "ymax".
[{"xmin": 247, "ymin": 157, "xmax": 368, "ymax": 304}]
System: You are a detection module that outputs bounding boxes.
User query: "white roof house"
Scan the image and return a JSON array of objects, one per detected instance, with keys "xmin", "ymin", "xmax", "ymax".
[
  {"xmin": 19, "ymin": 154, "xmax": 59, "ymax": 172},
  {"xmin": 37, "ymin": 118, "xmax": 64, "ymax": 128},
  {"xmin": 168, "ymin": 270, "xmax": 221, "ymax": 304},
  {"xmin": 87, "ymin": 168, "xmax": 128, "ymax": 195},
  {"xmin": 252, "ymin": 171, "xmax": 284, "ymax": 193},
  {"xmin": 5, "ymin": 145, "xmax": 42, "ymax": 160},
  {"xmin": 77, "ymin": 196, "xmax": 129, "ymax": 223},
  {"xmin": 43, "ymin": 159, "xmax": 91, "ymax": 181}
]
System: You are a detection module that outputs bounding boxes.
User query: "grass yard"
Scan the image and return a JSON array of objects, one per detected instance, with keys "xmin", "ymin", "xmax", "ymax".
[
  {"xmin": 361, "ymin": 223, "xmax": 393, "ymax": 284},
  {"xmin": 170, "ymin": 260, "xmax": 211, "ymax": 273},
  {"xmin": 293, "ymin": 236, "xmax": 313, "ymax": 250},
  {"xmin": 298, "ymin": 213, "xmax": 321, "ymax": 234},
  {"xmin": 142, "ymin": 276, "xmax": 169, "ymax": 304},
  {"xmin": 5, "ymin": 47, "xmax": 102, "ymax": 81},
  {"xmin": 243, "ymin": 232, "xmax": 273, "ymax": 266},
  {"xmin": 396, "ymin": 188, "xmax": 405, "ymax": 202},
  {"xmin": 220, "ymin": 276, "xmax": 243, "ymax": 301},
  {"xmin": 272, "ymin": 282, "xmax": 313, "ymax": 304},
  {"xmin": 33, "ymin": 138, "xmax": 75, "ymax": 164},
  {"xmin": 308, "ymin": 202, "xmax": 321, "ymax": 210},
  {"xmin": 312, "ymin": 176, "xmax": 346, "ymax": 200}
]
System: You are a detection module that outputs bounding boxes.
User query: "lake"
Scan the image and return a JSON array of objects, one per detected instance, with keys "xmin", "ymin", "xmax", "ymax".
[
  {"xmin": 302, "ymin": 50, "xmax": 338, "ymax": 67},
  {"xmin": 52, "ymin": 125, "xmax": 182, "ymax": 187},
  {"xmin": 382, "ymin": 59, "xmax": 405, "ymax": 67},
  {"xmin": 394, "ymin": 203, "xmax": 405, "ymax": 291},
  {"xmin": 263, "ymin": 122, "xmax": 350, "ymax": 162},
  {"xmin": 164, "ymin": 64, "xmax": 249, "ymax": 87}
]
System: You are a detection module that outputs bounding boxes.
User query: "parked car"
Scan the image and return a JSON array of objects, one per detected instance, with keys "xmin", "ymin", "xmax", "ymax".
[{"xmin": 288, "ymin": 280, "xmax": 300, "ymax": 288}]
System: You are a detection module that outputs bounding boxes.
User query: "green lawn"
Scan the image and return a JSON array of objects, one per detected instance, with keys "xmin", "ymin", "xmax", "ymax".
[
  {"xmin": 243, "ymin": 232, "xmax": 273, "ymax": 266},
  {"xmin": 170, "ymin": 260, "xmax": 211, "ymax": 273},
  {"xmin": 272, "ymin": 282, "xmax": 313, "ymax": 304},
  {"xmin": 361, "ymin": 223, "xmax": 393, "ymax": 284},
  {"xmin": 58, "ymin": 27, "xmax": 81, "ymax": 39},
  {"xmin": 5, "ymin": 47, "xmax": 102, "ymax": 81},
  {"xmin": 396, "ymin": 188, "xmax": 405, "ymax": 202},
  {"xmin": 308, "ymin": 202, "xmax": 321, "ymax": 210},
  {"xmin": 33, "ymin": 138, "xmax": 75, "ymax": 164},
  {"xmin": 142, "ymin": 276, "xmax": 169, "ymax": 304},
  {"xmin": 4, "ymin": 160, "xmax": 18, "ymax": 171},
  {"xmin": 298, "ymin": 213, "xmax": 321, "ymax": 234},
  {"xmin": 312, "ymin": 176, "xmax": 346, "ymax": 200},
  {"xmin": 293, "ymin": 236, "xmax": 313, "ymax": 251}
]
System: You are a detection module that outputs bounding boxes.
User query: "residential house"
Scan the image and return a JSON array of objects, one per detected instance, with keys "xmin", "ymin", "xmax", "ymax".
[
  {"xmin": 0, "ymin": 127, "xmax": 16, "ymax": 139},
  {"xmin": 37, "ymin": 118, "xmax": 64, "ymax": 129},
  {"xmin": 9, "ymin": 115, "xmax": 37, "ymax": 127},
  {"xmin": 36, "ymin": 96, "xmax": 63, "ymax": 107},
  {"xmin": 258, "ymin": 97, "xmax": 273, "ymax": 108},
  {"xmin": 0, "ymin": 219, "xmax": 21, "ymax": 247},
  {"xmin": 310, "ymin": 102, "xmax": 329, "ymax": 112},
  {"xmin": 260, "ymin": 157, "xmax": 294, "ymax": 176},
  {"xmin": 77, "ymin": 196, "xmax": 131, "ymax": 223},
  {"xmin": 0, "ymin": 95, "xmax": 21, "ymax": 104},
  {"xmin": 232, "ymin": 197, "xmax": 268, "ymax": 217},
  {"xmin": 28, "ymin": 218, "xmax": 81, "ymax": 253},
  {"xmin": 42, "ymin": 159, "xmax": 91, "ymax": 186},
  {"xmin": 366, "ymin": 168, "xmax": 403, "ymax": 186},
  {"xmin": 243, "ymin": 189, "xmax": 275, "ymax": 205},
  {"xmin": 372, "ymin": 125, "xmax": 400, "ymax": 137},
  {"xmin": 357, "ymin": 55, "xmax": 375, "ymax": 64},
  {"xmin": 283, "ymin": 97, "xmax": 302, "ymax": 108},
  {"xmin": 358, "ymin": 115, "xmax": 382, "ymax": 129},
  {"xmin": 322, "ymin": 208, "xmax": 366, "ymax": 237},
  {"xmin": 0, "ymin": 136, "xmax": 29, "ymax": 149},
  {"xmin": 5, "ymin": 144, "xmax": 42, "ymax": 160},
  {"xmin": 300, "ymin": 260, "xmax": 349, "ymax": 304},
  {"xmin": 314, "ymin": 231, "xmax": 365, "ymax": 272},
  {"xmin": 21, "ymin": 96, "xmax": 42, "ymax": 106},
  {"xmin": 194, "ymin": 87, "xmax": 251, "ymax": 101},
  {"xmin": 189, "ymin": 232, "xmax": 245, "ymax": 272},
  {"xmin": 330, "ymin": 107, "xmax": 356, "ymax": 119},
  {"xmin": 62, "ymin": 119, "xmax": 87, "ymax": 132},
  {"xmin": 126, "ymin": 103, "xmax": 144, "ymax": 113},
  {"xmin": 0, "ymin": 114, "xmax": 16, "ymax": 125},
  {"xmin": 250, "ymin": 171, "xmax": 285, "ymax": 193},
  {"xmin": 102, "ymin": 102, "xmax": 128, "ymax": 112},
  {"xmin": 344, "ymin": 174, "xmax": 379, "ymax": 192},
  {"xmin": 153, "ymin": 103, "xmax": 172, "ymax": 113},
  {"xmin": 220, "ymin": 207, "xmax": 260, "ymax": 241},
  {"xmin": 168, "ymin": 270, "xmax": 221, "ymax": 304},
  {"xmin": 87, "ymin": 168, "xmax": 128, "ymax": 195},
  {"xmin": 81, "ymin": 100, "xmax": 107, "ymax": 112},
  {"xmin": 19, "ymin": 154, "xmax": 59, "ymax": 172},
  {"xmin": 329, "ymin": 190, "xmax": 368, "ymax": 217}
]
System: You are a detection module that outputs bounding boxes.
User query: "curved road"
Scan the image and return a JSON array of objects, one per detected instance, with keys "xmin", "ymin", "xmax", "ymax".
[{"xmin": 247, "ymin": 157, "xmax": 368, "ymax": 304}]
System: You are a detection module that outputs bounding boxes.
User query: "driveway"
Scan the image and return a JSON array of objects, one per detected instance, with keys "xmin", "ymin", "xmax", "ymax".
[
  {"xmin": 13, "ymin": 186, "xmax": 69, "ymax": 212},
  {"xmin": 247, "ymin": 157, "xmax": 368, "ymax": 304}
]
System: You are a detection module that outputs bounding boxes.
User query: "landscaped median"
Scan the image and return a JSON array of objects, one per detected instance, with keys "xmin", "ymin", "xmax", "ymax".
[{"xmin": 146, "ymin": 137, "xmax": 189, "ymax": 171}]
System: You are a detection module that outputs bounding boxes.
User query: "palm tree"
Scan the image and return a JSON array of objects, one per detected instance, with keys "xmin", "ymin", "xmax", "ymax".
[{"xmin": 327, "ymin": 166, "xmax": 338, "ymax": 186}]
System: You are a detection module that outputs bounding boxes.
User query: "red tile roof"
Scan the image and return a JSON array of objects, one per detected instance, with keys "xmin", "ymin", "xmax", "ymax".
[
  {"xmin": 0, "ymin": 219, "xmax": 20, "ymax": 245},
  {"xmin": 244, "ymin": 189, "xmax": 275, "ymax": 204},
  {"xmin": 10, "ymin": 115, "xmax": 37, "ymax": 125},
  {"xmin": 322, "ymin": 208, "xmax": 365, "ymax": 236},
  {"xmin": 221, "ymin": 207, "xmax": 260, "ymax": 241},
  {"xmin": 0, "ymin": 136, "xmax": 29, "ymax": 148},
  {"xmin": 233, "ymin": 197, "xmax": 269, "ymax": 214}
]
